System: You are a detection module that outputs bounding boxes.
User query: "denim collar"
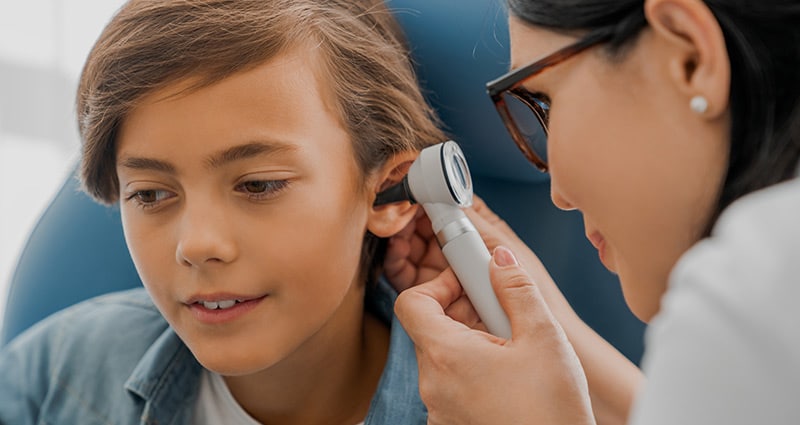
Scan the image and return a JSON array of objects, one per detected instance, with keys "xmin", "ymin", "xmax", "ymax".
[
  {"xmin": 124, "ymin": 326, "xmax": 202, "ymax": 424},
  {"xmin": 364, "ymin": 278, "xmax": 428, "ymax": 423},
  {"xmin": 123, "ymin": 277, "xmax": 425, "ymax": 424}
]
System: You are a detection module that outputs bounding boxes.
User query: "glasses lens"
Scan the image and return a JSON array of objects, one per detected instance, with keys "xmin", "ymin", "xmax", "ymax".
[{"xmin": 500, "ymin": 91, "xmax": 548, "ymax": 166}]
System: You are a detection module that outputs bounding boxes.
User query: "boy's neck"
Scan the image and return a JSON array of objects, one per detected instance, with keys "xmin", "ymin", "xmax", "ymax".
[{"xmin": 222, "ymin": 294, "xmax": 390, "ymax": 425}]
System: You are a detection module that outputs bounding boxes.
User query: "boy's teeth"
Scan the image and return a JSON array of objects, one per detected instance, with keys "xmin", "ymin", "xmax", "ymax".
[
  {"xmin": 202, "ymin": 300, "xmax": 237, "ymax": 310},
  {"xmin": 217, "ymin": 300, "xmax": 236, "ymax": 309}
]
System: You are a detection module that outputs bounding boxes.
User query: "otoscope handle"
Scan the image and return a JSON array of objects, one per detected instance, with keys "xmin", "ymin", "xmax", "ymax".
[{"xmin": 425, "ymin": 203, "xmax": 512, "ymax": 339}]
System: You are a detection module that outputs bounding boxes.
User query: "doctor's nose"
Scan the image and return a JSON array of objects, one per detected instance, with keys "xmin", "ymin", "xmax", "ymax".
[
  {"xmin": 551, "ymin": 186, "xmax": 576, "ymax": 211},
  {"xmin": 175, "ymin": 203, "xmax": 238, "ymax": 267}
]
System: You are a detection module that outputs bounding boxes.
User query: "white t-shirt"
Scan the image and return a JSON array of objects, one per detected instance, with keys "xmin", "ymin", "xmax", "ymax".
[
  {"xmin": 193, "ymin": 369, "xmax": 261, "ymax": 425},
  {"xmin": 629, "ymin": 176, "xmax": 800, "ymax": 424},
  {"xmin": 192, "ymin": 369, "xmax": 367, "ymax": 425}
]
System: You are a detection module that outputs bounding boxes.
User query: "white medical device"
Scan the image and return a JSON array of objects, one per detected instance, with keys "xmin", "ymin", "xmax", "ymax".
[{"xmin": 375, "ymin": 141, "xmax": 512, "ymax": 338}]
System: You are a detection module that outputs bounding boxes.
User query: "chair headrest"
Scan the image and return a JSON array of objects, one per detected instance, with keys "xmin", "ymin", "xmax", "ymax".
[{"xmin": 389, "ymin": 0, "xmax": 548, "ymax": 183}]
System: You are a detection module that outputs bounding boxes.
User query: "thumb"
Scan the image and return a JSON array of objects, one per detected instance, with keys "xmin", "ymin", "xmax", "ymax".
[{"xmin": 490, "ymin": 246, "xmax": 554, "ymax": 341}]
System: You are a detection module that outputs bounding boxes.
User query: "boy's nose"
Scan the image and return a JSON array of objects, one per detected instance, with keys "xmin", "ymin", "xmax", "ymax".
[{"xmin": 175, "ymin": 203, "xmax": 238, "ymax": 267}]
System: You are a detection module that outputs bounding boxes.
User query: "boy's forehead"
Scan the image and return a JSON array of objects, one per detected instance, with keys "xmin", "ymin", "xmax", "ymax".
[
  {"xmin": 131, "ymin": 42, "xmax": 334, "ymax": 110},
  {"xmin": 117, "ymin": 46, "xmax": 351, "ymax": 155}
]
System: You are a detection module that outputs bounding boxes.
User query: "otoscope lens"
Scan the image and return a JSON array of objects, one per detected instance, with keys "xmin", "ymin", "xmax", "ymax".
[
  {"xmin": 453, "ymin": 155, "xmax": 468, "ymax": 188},
  {"xmin": 442, "ymin": 141, "xmax": 473, "ymax": 207}
]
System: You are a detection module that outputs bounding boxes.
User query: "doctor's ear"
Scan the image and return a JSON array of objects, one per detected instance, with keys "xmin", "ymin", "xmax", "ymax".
[
  {"xmin": 645, "ymin": 0, "xmax": 730, "ymax": 118},
  {"xmin": 367, "ymin": 151, "xmax": 419, "ymax": 238}
]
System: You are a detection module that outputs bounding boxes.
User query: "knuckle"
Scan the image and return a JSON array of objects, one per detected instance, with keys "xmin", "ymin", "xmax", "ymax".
[
  {"xmin": 496, "ymin": 217, "xmax": 512, "ymax": 232},
  {"xmin": 505, "ymin": 272, "xmax": 534, "ymax": 289},
  {"xmin": 417, "ymin": 375, "xmax": 437, "ymax": 405},
  {"xmin": 496, "ymin": 268, "xmax": 534, "ymax": 289},
  {"xmin": 393, "ymin": 290, "xmax": 416, "ymax": 317}
]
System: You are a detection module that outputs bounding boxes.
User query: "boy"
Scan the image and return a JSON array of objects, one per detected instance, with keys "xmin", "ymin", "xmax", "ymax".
[{"xmin": 0, "ymin": 1, "xmax": 444, "ymax": 423}]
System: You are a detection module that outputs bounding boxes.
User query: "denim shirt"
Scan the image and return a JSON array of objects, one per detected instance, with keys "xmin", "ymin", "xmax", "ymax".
[{"xmin": 0, "ymin": 278, "xmax": 426, "ymax": 424}]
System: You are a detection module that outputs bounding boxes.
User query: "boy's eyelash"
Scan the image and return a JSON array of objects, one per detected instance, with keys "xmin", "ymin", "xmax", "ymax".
[
  {"xmin": 124, "ymin": 180, "xmax": 290, "ymax": 209},
  {"xmin": 236, "ymin": 179, "xmax": 291, "ymax": 200},
  {"xmin": 125, "ymin": 189, "xmax": 175, "ymax": 210}
]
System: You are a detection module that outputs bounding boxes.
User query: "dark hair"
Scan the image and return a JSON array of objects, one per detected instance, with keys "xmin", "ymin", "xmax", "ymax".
[
  {"xmin": 508, "ymin": 0, "xmax": 800, "ymax": 231},
  {"xmin": 77, "ymin": 0, "xmax": 445, "ymax": 286}
]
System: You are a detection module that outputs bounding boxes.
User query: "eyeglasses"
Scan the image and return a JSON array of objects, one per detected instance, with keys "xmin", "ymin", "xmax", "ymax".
[{"xmin": 486, "ymin": 29, "xmax": 613, "ymax": 172}]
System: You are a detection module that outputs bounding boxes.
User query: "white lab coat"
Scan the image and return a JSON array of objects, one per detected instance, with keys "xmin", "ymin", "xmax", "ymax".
[{"xmin": 630, "ymin": 173, "xmax": 800, "ymax": 425}]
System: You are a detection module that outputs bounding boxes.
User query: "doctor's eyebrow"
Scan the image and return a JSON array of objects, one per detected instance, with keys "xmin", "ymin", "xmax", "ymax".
[{"xmin": 118, "ymin": 141, "xmax": 299, "ymax": 173}]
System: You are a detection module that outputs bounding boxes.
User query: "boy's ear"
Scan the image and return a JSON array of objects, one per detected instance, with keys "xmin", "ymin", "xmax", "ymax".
[{"xmin": 367, "ymin": 151, "xmax": 419, "ymax": 238}]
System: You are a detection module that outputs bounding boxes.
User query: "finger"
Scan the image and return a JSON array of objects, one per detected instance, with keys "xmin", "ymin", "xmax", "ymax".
[
  {"xmin": 489, "ymin": 246, "xmax": 555, "ymax": 342},
  {"xmin": 465, "ymin": 201, "xmax": 516, "ymax": 242},
  {"xmin": 443, "ymin": 294, "xmax": 488, "ymax": 332},
  {"xmin": 408, "ymin": 232, "xmax": 428, "ymax": 264},
  {"xmin": 395, "ymin": 214, "xmax": 418, "ymax": 239},
  {"xmin": 384, "ymin": 235, "xmax": 411, "ymax": 271},
  {"xmin": 419, "ymin": 236, "xmax": 447, "ymax": 270},
  {"xmin": 386, "ymin": 262, "xmax": 418, "ymax": 292},
  {"xmin": 415, "ymin": 213, "xmax": 435, "ymax": 239},
  {"xmin": 383, "ymin": 237, "xmax": 417, "ymax": 290},
  {"xmin": 394, "ymin": 268, "xmax": 472, "ymax": 347},
  {"xmin": 469, "ymin": 195, "xmax": 499, "ymax": 223}
]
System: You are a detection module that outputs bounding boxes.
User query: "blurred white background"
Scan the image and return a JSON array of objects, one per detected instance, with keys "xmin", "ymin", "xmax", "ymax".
[{"xmin": 0, "ymin": 0, "xmax": 126, "ymax": 327}]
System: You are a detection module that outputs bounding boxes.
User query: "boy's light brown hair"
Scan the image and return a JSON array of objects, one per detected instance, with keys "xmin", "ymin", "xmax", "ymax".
[
  {"xmin": 77, "ymin": 0, "xmax": 445, "ymax": 284},
  {"xmin": 78, "ymin": 0, "xmax": 444, "ymax": 202}
]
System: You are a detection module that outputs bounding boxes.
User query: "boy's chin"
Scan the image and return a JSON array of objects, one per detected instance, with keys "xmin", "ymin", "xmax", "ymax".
[{"xmin": 188, "ymin": 340, "xmax": 291, "ymax": 376}]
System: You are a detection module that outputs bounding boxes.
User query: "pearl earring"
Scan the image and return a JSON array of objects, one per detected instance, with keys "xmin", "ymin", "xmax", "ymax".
[{"xmin": 690, "ymin": 96, "xmax": 708, "ymax": 114}]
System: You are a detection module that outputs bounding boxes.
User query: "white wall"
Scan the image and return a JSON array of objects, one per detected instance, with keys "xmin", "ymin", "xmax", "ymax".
[{"xmin": 0, "ymin": 0, "xmax": 127, "ymax": 327}]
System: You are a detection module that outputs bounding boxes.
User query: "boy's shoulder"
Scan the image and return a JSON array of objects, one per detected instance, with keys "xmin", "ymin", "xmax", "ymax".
[
  {"xmin": 0, "ymin": 288, "xmax": 187, "ymax": 425},
  {"xmin": 21, "ymin": 287, "xmax": 168, "ymax": 352},
  {"xmin": 1, "ymin": 286, "xmax": 171, "ymax": 377},
  {"xmin": 9, "ymin": 287, "xmax": 172, "ymax": 373}
]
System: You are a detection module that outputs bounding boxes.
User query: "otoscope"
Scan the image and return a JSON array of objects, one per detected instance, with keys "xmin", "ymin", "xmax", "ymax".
[{"xmin": 375, "ymin": 141, "xmax": 512, "ymax": 339}]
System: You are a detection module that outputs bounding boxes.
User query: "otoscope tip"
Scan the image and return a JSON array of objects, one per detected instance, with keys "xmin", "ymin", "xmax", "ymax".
[{"xmin": 374, "ymin": 177, "xmax": 416, "ymax": 206}]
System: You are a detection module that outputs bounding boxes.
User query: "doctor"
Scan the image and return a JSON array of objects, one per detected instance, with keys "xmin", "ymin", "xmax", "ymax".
[{"xmin": 385, "ymin": 0, "xmax": 800, "ymax": 424}]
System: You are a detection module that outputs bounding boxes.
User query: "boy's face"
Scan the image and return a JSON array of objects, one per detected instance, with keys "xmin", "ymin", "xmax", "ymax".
[{"xmin": 116, "ymin": 51, "xmax": 374, "ymax": 375}]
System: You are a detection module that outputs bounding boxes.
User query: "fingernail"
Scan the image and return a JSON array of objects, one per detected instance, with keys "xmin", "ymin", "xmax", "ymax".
[{"xmin": 493, "ymin": 246, "xmax": 518, "ymax": 267}]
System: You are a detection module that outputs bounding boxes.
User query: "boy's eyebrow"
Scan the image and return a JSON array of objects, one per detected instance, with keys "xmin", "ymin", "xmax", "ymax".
[
  {"xmin": 118, "ymin": 140, "xmax": 298, "ymax": 173},
  {"xmin": 119, "ymin": 157, "xmax": 176, "ymax": 174},
  {"xmin": 206, "ymin": 141, "xmax": 297, "ymax": 168}
]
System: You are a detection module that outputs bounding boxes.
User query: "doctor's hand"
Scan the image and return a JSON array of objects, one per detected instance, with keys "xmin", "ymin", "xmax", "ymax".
[
  {"xmin": 385, "ymin": 196, "xmax": 575, "ymax": 320},
  {"xmin": 394, "ymin": 246, "xmax": 596, "ymax": 425},
  {"xmin": 383, "ymin": 208, "xmax": 448, "ymax": 292}
]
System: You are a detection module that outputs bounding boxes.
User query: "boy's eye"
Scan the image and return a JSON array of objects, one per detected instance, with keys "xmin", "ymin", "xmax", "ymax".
[
  {"xmin": 126, "ymin": 189, "xmax": 175, "ymax": 209},
  {"xmin": 236, "ymin": 179, "xmax": 290, "ymax": 200},
  {"xmin": 242, "ymin": 181, "xmax": 275, "ymax": 193},
  {"xmin": 136, "ymin": 190, "xmax": 166, "ymax": 202}
]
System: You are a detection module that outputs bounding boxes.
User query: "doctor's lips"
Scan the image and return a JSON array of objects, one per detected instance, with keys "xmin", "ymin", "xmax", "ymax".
[{"xmin": 587, "ymin": 231, "xmax": 612, "ymax": 270}]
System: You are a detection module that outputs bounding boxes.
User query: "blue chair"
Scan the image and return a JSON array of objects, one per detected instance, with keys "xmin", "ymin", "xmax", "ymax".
[{"xmin": 1, "ymin": 0, "xmax": 645, "ymax": 364}]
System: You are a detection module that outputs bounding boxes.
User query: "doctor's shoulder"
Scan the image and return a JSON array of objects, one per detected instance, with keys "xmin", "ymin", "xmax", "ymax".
[{"xmin": 631, "ymin": 176, "xmax": 800, "ymax": 425}]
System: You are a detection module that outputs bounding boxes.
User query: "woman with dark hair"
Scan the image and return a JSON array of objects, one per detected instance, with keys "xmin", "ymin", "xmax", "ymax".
[{"xmin": 387, "ymin": 0, "xmax": 800, "ymax": 424}]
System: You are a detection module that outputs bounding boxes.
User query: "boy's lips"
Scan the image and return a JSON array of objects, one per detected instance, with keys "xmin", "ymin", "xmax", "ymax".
[
  {"xmin": 184, "ymin": 292, "xmax": 269, "ymax": 325},
  {"xmin": 184, "ymin": 292, "xmax": 266, "ymax": 305}
]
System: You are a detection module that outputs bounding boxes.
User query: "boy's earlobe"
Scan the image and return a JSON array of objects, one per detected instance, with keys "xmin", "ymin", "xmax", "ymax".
[{"xmin": 368, "ymin": 151, "xmax": 419, "ymax": 238}]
